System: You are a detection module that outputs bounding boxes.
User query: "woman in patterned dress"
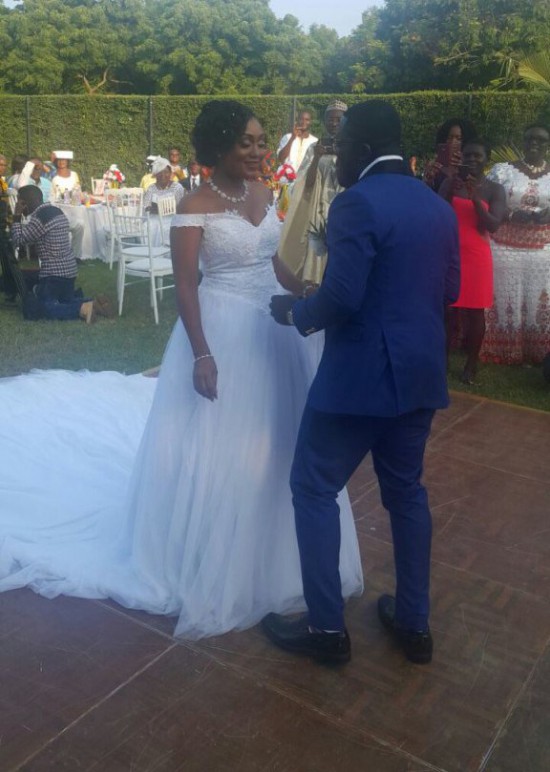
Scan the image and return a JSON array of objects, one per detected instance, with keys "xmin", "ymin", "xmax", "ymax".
[{"xmin": 483, "ymin": 125, "xmax": 550, "ymax": 364}]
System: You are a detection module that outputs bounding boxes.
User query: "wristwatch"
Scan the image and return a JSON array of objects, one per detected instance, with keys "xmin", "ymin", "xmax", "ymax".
[{"xmin": 286, "ymin": 308, "xmax": 294, "ymax": 326}]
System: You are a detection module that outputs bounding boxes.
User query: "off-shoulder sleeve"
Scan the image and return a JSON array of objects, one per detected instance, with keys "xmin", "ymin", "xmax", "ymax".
[{"xmin": 171, "ymin": 213, "xmax": 207, "ymax": 228}]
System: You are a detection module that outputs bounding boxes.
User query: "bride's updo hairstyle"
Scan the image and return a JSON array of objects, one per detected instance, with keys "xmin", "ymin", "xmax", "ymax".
[{"xmin": 192, "ymin": 100, "xmax": 256, "ymax": 167}]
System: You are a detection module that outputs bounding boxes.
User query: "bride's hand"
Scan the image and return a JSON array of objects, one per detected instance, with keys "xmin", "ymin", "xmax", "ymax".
[{"xmin": 193, "ymin": 357, "xmax": 218, "ymax": 401}]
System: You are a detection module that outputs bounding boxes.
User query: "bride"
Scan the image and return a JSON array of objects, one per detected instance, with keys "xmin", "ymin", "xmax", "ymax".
[{"xmin": 0, "ymin": 101, "xmax": 363, "ymax": 639}]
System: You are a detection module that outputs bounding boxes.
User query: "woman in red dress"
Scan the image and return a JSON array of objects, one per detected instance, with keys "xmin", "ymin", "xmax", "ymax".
[{"xmin": 440, "ymin": 140, "xmax": 506, "ymax": 383}]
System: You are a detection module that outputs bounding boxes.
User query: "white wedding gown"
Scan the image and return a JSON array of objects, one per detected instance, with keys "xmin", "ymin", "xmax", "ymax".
[{"xmin": 0, "ymin": 206, "xmax": 363, "ymax": 638}]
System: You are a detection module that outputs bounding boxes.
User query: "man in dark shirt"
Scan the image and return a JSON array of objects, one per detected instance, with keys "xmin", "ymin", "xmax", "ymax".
[{"xmin": 11, "ymin": 186, "xmax": 110, "ymax": 322}]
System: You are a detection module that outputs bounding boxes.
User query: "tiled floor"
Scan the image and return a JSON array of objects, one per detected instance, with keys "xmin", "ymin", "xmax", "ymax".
[{"xmin": 1, "ymin": 393, "xmax": 549, "ymax": 771}]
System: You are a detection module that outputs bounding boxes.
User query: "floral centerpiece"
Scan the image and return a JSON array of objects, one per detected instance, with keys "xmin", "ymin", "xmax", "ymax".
[
  {"xmin": 103, "ymin": 164, "xmax": 126, "ymax": 189},
  {"xmin": 273, "ymin": 163, "xmax": 297, "ymax": 220}
]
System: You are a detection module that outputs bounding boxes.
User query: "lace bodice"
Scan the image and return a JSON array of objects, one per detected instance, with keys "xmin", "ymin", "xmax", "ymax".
[
  {"xmin": 172, "ymin": 205, "xmax": 282, "ymax": 310},
  {"xmin": 487, "ymin": 163, "xmax": 550, "ymax": 213}
]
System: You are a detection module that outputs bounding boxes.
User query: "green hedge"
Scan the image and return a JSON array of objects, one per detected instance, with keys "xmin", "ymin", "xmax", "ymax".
[{"xmin": 1, "ymin": 92, "xmax": 549, "ymax": 188}]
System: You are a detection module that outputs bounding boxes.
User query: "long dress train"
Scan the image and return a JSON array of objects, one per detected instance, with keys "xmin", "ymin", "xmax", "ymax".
[{"xmin": 0, "ymin": 205, "xmax": 363, "ymax": 638}]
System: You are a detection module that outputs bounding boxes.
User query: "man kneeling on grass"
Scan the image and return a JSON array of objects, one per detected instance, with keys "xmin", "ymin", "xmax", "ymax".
[{"xmin": 10, "ymin": 185, "xmax": 113, "ymax": 323}]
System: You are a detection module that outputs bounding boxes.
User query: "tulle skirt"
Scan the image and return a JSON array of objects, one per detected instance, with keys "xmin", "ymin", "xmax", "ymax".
[{"xmin": 0, "ymin": 289, "xmax": 363, "ymax": 638}]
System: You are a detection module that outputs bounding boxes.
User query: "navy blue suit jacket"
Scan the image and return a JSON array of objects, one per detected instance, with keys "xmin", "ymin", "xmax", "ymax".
[{"xmin": 292, "ymin": 165, "xmax": 460, "ymax": 416}]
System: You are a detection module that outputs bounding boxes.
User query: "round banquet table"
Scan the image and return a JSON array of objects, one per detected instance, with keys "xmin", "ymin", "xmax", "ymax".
[{"xmin": 58, "ymin": 205, "xmax": 166, "ymax": 261}]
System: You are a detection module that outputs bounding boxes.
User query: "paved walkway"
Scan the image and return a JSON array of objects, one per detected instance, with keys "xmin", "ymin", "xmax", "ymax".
[{"xmin": 1, "ymin": 393, "xmax": 549, "ymax": 771}]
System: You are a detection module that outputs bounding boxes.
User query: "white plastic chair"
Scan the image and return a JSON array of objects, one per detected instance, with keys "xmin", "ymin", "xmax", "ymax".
[
  {"xmin": 91, "ymin": 178, "xmax": 106, "ymax": 196},
  {"xmin": 103, "ymin": 188, "xmax": 144, "ymax": 269},
  {"xmin": 156, "ymin": 195, "xmax": 177, "ymax": 245},
  {"xmin": 114, "ymin": 212, "xmax": 174, "ymax": 324}
]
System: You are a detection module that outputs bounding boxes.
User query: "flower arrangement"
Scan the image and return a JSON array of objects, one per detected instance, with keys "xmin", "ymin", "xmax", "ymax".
[
  {"xmin": 274, "ymin": 163, "xmax": 297, "ymax": 185},
  {"xmin": 259, "ymin": 151, "xmax": 278, "ymax": 191},
  {"xmin": 103, "ymin": 164, "xmax": 126, "ymax": 186}
]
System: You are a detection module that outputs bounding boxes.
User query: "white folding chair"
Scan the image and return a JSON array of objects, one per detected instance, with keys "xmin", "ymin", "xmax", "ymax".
[
  {"xmin": 91, "ymin": 178, "xmax": 106, "ymax": 196},
  {"xmin": 156, "ymin": 195, "xmax": 177, "ymax": 245},
  {"xmin": 103, "ymin": 188, "xmax": 144, "ymax": 269},
  {"xmin": 114, "ymin": 212, "xmax": 174, "ymax": 324},
  {"xmin": 118, "ymin": 187, "xmax": 144, "ymax": 213}
]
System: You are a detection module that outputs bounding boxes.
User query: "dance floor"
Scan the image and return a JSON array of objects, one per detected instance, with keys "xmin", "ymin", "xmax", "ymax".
[{"xmin": 1, "ymin": 392, "xmax": 549, "ymax": 771}]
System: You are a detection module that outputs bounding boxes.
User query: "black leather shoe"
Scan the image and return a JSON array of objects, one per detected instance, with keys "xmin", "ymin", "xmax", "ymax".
[
  {"xmin": 261, "ymin": 613, "xmax": 351, "ymax": 665},
  {"xmin": 377, "ymin": 595, "xmax": 433, "ymax": 664}
]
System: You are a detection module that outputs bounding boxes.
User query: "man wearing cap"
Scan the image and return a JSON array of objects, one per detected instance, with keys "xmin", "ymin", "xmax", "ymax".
[
  {"xmin": 143, "ymin": 157, "xmax": 184, "ymax": 213},
  {"xmin": 278, "ymin": 101, "xmax": 348, "ymax": 285},
  {"xmin": 265, "ymin": 100, "xmax": 460, "ymax": 666}
]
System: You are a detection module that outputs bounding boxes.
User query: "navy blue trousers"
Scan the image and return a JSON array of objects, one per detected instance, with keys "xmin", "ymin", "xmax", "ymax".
[{"xmin": 290, "ymin": 406, "xmax": 435, "ymax": 632}]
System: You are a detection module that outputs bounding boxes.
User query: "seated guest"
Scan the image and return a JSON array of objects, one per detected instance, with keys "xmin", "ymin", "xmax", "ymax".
[
  {"xmin": 7, "ymin": 154, "xmax": 29, "ymax": 189},
  {"xmin": 180, "ymin": 158, "xmax": 202, "ymax": 191},
  {"xmin": 18, "ymin": 158, "xmax": 52, "ymax": 201},
  {"xmin": 0, "ymin": 154, "xmax": 9, "ymax": 216},
  {"xmin": 483, "ymin": 123, "xmax": 550, "ymax": 364},
  {"xmin": 50, "ymin": 151, "xmax": 81, "ymax": 200},
  {"xmin": 140, "ymin": 155, "xmax": 158, "ymax": 190},
  {"xmin": 168, "ymin": 146, "xmax": 186, "ymax": 182},
  {"xmin": 10, "ymin": 186, "xmax": 111, "ymax": 323},
  {"xmin": 143, "ymin": 157, "xmax": 184, "ymax": 213}
]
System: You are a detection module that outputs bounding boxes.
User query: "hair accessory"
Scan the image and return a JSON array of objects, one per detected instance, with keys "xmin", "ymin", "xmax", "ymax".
[{"xmin": 207, "ymin": 178, "xmax": 249, "ymax": 204}]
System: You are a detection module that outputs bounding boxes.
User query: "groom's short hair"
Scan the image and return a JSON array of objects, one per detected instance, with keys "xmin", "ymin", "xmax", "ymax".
[{"xmin": 344, "ymin": 100, "xmax": 401, "ymax": 153}]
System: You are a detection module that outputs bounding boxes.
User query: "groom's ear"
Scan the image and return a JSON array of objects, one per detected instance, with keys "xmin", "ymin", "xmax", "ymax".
[{"xmin": 357, "ymin": 143, "xmax": 372, "ymax": 162}]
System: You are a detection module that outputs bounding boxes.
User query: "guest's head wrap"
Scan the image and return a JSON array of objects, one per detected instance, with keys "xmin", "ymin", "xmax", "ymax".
[{"xmin": 151, "ymin": 157, "xmax": 171, "ymax": 176}]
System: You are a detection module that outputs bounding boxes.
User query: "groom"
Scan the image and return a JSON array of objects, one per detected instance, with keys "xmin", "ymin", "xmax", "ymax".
[{"xmin": 266, "ymin": 100, "xmax": 460, "ymax": 665}]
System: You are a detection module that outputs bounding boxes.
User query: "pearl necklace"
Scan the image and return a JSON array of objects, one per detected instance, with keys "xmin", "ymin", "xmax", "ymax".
[
  {"xmin": 207, "ymin": 178, "xmax": 249, "ymax": 204},
  {"xmin": 522, "ymin": 158, "xmax": 547, "ymax": 175}
]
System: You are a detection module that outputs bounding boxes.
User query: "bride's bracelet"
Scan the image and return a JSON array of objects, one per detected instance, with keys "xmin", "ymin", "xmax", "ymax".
[{"xmin": 194, "ymin": 353, "xmax": 214, "ymax": 363}]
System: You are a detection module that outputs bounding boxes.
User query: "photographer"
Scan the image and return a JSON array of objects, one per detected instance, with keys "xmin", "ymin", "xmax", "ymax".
[
  {"xmin": 277, "ymin": 109, "xmax": 317, "ymax": 174},
  {"xmin": 11, "ymin": 185, "xmax": 111, "ymax": 323}
]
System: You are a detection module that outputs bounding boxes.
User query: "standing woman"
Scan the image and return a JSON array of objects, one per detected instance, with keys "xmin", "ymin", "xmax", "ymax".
[
  {"xmin": 424, "ymin": 118, "xmax": 477, "ymax": 192},
  {"xmin": 440, "ymin": 140, "xmax": 506, "ymax": 383},
  {"xmin": 484, "ymin": 124, "xmax": 550, "ymax": 364}
]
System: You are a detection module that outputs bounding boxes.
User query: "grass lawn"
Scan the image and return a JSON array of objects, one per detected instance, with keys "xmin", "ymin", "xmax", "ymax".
[
  {"xmin": 1, "ymin": 260, "xmax": 177, "ymax": 376},
  {"xmin": 1, "ymin": 261, "xmax": 549, "ymax": 412}
]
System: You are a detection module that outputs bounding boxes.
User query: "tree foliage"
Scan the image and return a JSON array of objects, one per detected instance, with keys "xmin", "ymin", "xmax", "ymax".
[{"xmin": 0, "ymin": 0, "xmax": 549, "ymax": 95}]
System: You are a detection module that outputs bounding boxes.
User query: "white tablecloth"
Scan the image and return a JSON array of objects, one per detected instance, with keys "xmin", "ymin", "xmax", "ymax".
[
  {"xmin": 58, "ymin": 203, "xmax": 109, "ymax": 261},
  {"xmin": 58, "ymin": 205, "xmax": 167, "ymax": 261}
]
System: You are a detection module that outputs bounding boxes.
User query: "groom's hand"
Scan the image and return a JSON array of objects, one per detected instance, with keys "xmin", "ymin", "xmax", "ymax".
[{"xmin": 270, "ymin": 294, "xmax": 295, "ymax": 326}]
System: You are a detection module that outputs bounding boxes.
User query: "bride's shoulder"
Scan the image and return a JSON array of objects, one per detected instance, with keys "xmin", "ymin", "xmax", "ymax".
[
  {"xmin": 249, "ymin": 180, "xmax": 273, "ymax": 207},
  {"xmin": 176, "ymin": 186, "xmax": 212, "ymax": 215}
]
